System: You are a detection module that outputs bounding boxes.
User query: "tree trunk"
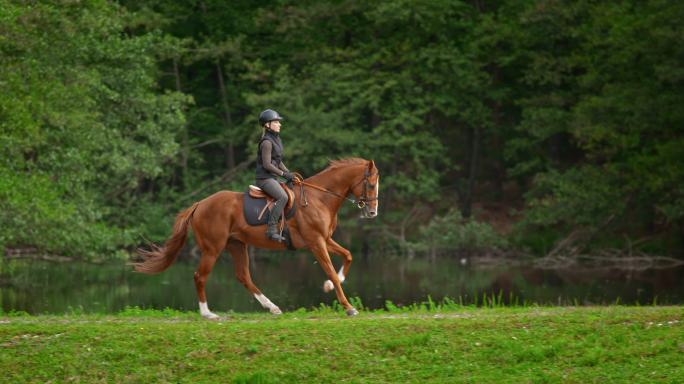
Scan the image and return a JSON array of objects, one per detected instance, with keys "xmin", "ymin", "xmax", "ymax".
[
  {"xmin": 215, "ymin": 60, "xmax": 235, "ymax": 169},
  {"xmin": 173, "ymin": 57, "xmax": 189, "ymax": 189},
  {"xmin": 462, "ymin": 125, "xmax": 480, "ymax": 218},
  {"xmin": 490, "ymin": 65, "xmax": 504, "ymax": 201}
]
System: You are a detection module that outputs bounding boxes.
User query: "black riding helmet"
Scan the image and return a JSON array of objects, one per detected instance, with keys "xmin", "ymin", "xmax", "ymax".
[{"xmin": 259, "ymin": 109, "xmax": 283, "ymax": 126}]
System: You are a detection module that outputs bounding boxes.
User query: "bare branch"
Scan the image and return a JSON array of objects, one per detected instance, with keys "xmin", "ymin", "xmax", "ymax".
[{"xmin": 181, "ymin": 158, "xmax": 255, "ymax": 200}]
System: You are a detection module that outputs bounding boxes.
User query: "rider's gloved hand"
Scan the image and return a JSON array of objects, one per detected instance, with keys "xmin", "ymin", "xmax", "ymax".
[{"xmin": 282, "ymin": 171, "xmax": 294, "ymax": 181}]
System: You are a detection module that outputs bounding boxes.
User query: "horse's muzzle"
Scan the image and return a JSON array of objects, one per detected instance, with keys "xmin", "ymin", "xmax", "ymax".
[{"xmin": 360, "ymin": 207, "xmax": 377, "ymax": 219}]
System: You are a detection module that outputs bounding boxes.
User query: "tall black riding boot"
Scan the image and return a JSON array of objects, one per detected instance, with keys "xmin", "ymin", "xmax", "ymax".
[{"xmin": 266, "ymin": 201, "xmax": 286, "ymax": 242}]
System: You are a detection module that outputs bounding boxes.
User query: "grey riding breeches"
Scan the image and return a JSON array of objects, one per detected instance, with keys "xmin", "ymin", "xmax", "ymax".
[{"xmin": 256, "ymin": 178, "xmax": 288, "ymax": 216}]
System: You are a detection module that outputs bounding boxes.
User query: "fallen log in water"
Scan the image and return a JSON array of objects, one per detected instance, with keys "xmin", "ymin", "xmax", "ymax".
[{"xmin": 534, "ymin": 250, "xmax": 684, "ymax": 271}]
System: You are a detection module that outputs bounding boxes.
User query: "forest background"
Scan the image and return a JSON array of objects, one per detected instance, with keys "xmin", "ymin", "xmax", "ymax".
[{"xmin": 1, "ymin": 0, "xmax": 683, "ymax": 261}]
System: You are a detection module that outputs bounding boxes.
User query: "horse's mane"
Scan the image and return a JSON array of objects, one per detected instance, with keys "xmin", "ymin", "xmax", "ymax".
[
  {"xmin": 305, "ymin": 157, "xmax": 367, "ymax": 182},
  {"xmin": 323, "ymin": 157, "xmax": 367, "ymax": 172}
]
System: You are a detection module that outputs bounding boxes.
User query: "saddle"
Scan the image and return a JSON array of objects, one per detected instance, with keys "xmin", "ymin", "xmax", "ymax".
[
  {"xmin": 242, "ymin": 182, "xmax": 296, "ymax": 226},
  {"xmin": 247, "ymin": 183, "xmax": 295, "ymax": 212}
]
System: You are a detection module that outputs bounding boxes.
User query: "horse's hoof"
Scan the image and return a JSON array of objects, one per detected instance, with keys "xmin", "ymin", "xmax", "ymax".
[
  {"xmin": 202, "ymin": 312, "xmax": 220, "ymax": 320},
  {"xmin": 346, "ymin": 308, "xmax": 359, "ymax": 317},
  {"xmin": 323, "ymin": 280, "xmax": 334, "ymax": 293},
  {"xmin": 270, "ymin": 307, "xmax": 282, "ymax": 315}
]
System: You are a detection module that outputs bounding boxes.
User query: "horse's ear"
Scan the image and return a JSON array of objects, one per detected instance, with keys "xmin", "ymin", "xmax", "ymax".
[{"xmin": 368, "ymin": 159, "xmax": 375, "ymax": 171}]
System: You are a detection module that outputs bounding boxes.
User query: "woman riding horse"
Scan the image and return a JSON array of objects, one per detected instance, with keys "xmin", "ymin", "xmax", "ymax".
[
  {"xmin": 134, "ymin": 107, "xmax": 380, "ymax": 318},
  {"xmin": 255, "ymin": 109, "xmax": 294, "ymax": 242}
]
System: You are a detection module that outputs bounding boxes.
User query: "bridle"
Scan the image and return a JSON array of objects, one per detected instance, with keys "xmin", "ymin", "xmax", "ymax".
[
  {"xmin": 348, "ymin": 169, "xmax": 379, "ymax": 209},
  {"xmin": 294, "ymin": 169, "xmax": 378, "ymax": 210}
]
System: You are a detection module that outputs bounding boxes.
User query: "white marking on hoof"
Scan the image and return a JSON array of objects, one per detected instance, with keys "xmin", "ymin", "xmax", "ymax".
[
  {"xmin": 337, "ymin": 266, "xmax": 346, "ymax": 283},
  {"xmin": 372, "ymin": 178, "xmax": 379, "ymax": 217},
  {"xmin": 199, "ymin": 302, "xmax": 219, "ymax": 320},
  {"xmin": 346, "ymin": 308, "xmax": 359, "ymax": 316},
  {"xmin": 254, "ymin": 293, "xmax": 281, "ymax": 315},
  {"xmin": 323, "ymin": 266, "xmax": 346, "ymax": 292}
]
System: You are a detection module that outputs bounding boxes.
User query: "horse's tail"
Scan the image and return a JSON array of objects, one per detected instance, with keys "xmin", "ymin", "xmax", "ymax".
[{"xmin": 133, "ymin": 202, "xmax": 199, "ymax": 274}]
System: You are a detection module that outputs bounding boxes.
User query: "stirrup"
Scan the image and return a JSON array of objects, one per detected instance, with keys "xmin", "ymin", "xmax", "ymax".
[
  {"xmin": 266, "ymin": 224, "xmax": 285, "ymax": 242},
  {"xmin": 267, "ymin": 232, "xmax": 286, "ymax": 242}
]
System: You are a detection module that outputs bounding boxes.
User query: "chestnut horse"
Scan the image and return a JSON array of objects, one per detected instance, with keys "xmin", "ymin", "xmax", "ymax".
[{"xmin": 134, "ymin": 158, "xmax": 379, "ymax": 318}]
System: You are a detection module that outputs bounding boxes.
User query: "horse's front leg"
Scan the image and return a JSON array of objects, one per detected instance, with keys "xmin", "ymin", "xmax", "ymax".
[
  {"xmin": 323, "ymin": 238, "xmax": 352, "ymax": 293},
  {"xmin": 310, "ymin": 239, "xmax": 358, "ymax": 316}
]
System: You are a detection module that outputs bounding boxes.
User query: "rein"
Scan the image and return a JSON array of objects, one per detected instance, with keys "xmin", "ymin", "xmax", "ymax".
[{"xmin": 292, "ymin": 171, "xmax": 378, "ymax": 209}]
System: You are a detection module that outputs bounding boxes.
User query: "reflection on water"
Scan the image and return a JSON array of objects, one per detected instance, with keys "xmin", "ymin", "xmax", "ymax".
[{"xmin": 1, "ymin": 252, "xmax": 684, "ymax": 314}]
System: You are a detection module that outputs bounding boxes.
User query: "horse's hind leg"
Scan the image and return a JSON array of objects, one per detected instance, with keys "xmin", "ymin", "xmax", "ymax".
[
  {"xmin": 194, "ymin": 244, "xmax": 222, "ymax": 320},
  {"xmin": 226, "ymin": 240, "xmax": 282, "ymax": 315},
  {"xmin": 323, "ymin": 238, "xmax": 352, "ymax": 293}
]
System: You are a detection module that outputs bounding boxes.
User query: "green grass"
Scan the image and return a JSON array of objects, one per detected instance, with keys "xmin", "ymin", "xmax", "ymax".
[{"xmin": 1, "ymin": 306, "xmax": 683, "ymax": 383}]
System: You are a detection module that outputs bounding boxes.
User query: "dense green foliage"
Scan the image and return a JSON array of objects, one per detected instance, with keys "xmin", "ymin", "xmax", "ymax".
[
  {"xmin": 1, "ymin": 0, "xmax": 683, "ymax": 258},
  {"xmin": 0, "ymin": 1, "xmax": 188, "ymax": 258},
  {"xmin": 410, "ymin": 209, "xmax": 508, "ymax": 255},
  {"xmin": 1, "ymin": 307, "xmax": 682, "ymax": 382}
]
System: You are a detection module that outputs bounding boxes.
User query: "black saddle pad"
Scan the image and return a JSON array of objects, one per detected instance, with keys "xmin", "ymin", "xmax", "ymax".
[{"xmin": 242, "ymin": 189, "xmax": 296, "ymax": 226}]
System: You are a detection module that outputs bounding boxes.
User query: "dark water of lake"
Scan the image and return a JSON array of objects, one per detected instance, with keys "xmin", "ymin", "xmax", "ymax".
[{"xmin": 2, "ymin": 252, "xmax": 684, "ymax": 314}]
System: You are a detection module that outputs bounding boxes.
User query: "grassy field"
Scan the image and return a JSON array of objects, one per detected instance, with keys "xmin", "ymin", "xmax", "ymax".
[{"xmin": 1, "ymin": 305, "xmax": 682, "ymax": 383}]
